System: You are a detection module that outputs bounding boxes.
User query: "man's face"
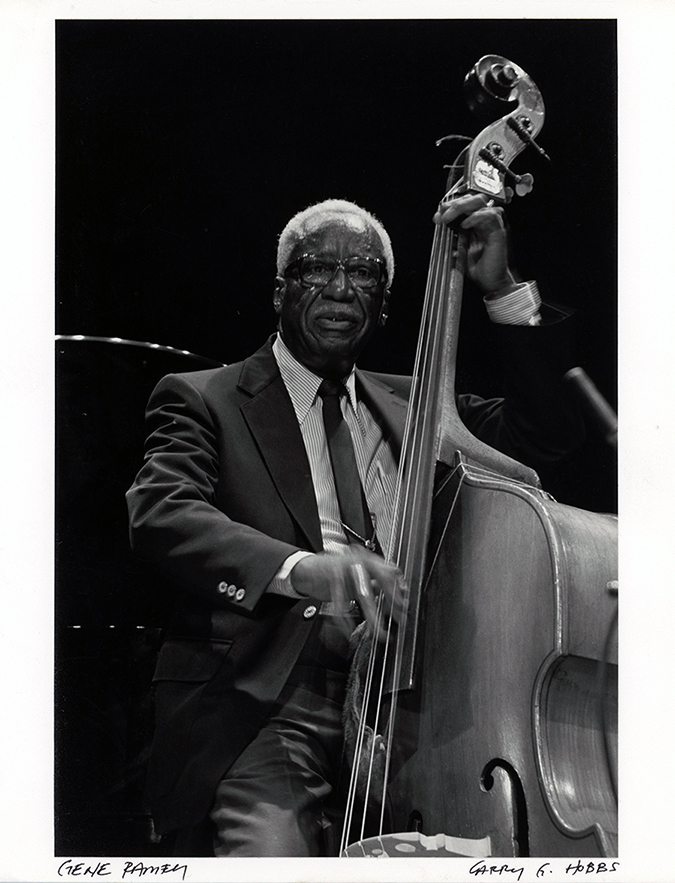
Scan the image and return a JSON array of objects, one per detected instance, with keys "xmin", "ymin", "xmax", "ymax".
[{"xmin": 274, "ymin": 219, "xmax": 389, "ymax": 379}]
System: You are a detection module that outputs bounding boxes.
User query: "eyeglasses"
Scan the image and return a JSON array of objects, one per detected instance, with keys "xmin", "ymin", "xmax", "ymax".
[{"xmin": 284, "ymin": 254, "xmax": 387, "ymax": 291}]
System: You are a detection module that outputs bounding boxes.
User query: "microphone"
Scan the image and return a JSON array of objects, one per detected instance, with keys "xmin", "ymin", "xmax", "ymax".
[{"xmin": 564, "ymin": 367, "xmax": 617, "ymax": 449}]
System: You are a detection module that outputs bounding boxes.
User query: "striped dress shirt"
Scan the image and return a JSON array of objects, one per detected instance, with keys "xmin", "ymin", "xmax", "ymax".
[{"xmin": 267, "ymin": 334, "xmax": 398, "ymax": 597}]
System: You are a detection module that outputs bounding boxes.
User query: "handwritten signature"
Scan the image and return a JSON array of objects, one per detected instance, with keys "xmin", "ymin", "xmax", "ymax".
[
  {"xmin": 469, "ymin": 860, "xmax": 621, "ymax": 880},
  {"xmin": 57, "ymin": 860, "xmax": 188, "ymax": 881}
]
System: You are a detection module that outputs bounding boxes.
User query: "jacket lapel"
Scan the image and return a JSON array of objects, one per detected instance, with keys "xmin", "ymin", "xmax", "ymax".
[
  {"xmin": 237, "ymin": 339, "xmax": 411, "ymax": 551},
  {"xmin": 238, "ymin": 339, "xmax": 323, "ymax": 552}
]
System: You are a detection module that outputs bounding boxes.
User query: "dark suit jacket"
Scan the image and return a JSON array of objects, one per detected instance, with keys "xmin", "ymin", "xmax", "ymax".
[{"xmin": 126, "ymin": 325, "xmax": 580, "ymax": 834}]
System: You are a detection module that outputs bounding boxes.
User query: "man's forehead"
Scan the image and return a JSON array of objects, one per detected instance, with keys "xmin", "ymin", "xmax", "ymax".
[
  {"xmin": 305, "ymin": 213, "xmax": 369, "ymax": 234},
  {"xmin": 296, "ymin": 216, "xmax": 381, "ymax": 251}
]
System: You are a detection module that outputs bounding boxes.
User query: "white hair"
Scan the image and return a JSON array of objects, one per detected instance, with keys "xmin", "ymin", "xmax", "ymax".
[{"xmin": 276, "ymin": 199, "xmax": 394, "ymax": 286}]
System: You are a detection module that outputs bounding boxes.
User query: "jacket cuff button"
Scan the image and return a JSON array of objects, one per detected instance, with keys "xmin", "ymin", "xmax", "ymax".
[
  {"xmin": 235, "ymin": 588, "xmax": 246, "ymax": 601},
  {"xmin": 217, "ymin": 581, "xmax": 228, "ymax": 593},
  {"xmin": 227, "ymin": 584, "xmax": 237, "ymax": 597}
]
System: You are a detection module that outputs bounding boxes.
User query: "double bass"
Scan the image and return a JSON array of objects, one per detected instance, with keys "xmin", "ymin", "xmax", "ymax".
[{"xmin": 342, "ymin": 56, "xmax": 618, "ymax": 858}]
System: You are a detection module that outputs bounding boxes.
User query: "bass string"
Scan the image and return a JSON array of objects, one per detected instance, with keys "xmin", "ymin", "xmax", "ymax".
[
  {"xmin": 357, "ymin": 595, "xmax": 396, "ymax": 843},
  {"xmin": 349, "ymin": 222, "xmax": 450, "ymax": 819},
  {"xmin": 397, "ymin": 221, "xmax": 453, "ymax": 569},
  {"xmin": 340, "ymin": 611, "xmax": 380, "ymax": 852},
  {"xmin": 374, "ymin": 222, "xmax": 456, "ymax": 835},
  {"xmin": 340, "ymin": 592, "xmax": 394, "ymax": 851},
  {"xmin": 341, "ymin": 219, "xmax": 457, "ymax": 849},
  {"xmin": 370, "ymin": 218, "xmax": 454, "ymax": 777},
  {"xmin": 388, "ymin": 220, "xmax": 449, "ymax": 570}
]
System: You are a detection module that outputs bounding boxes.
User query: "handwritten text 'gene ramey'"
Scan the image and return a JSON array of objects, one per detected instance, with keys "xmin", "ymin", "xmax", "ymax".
[{"xmin": 57, "ymin": 860, "xmax": 188, "ymax": 881}]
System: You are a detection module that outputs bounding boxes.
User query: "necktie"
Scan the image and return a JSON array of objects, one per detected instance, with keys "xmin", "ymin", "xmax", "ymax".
[{"xmin": 317, "ymin": 379, "xmax": 378, "ymax": 552}]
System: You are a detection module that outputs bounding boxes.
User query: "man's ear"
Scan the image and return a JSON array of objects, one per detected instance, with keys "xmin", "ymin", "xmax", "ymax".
[
  {"xmin": 378, "ymin": 287, "xmax": 392, "ymax": 327},
  {"xmin": 273, "ymin": 276, "xmax": 286, "ymax": 315}
]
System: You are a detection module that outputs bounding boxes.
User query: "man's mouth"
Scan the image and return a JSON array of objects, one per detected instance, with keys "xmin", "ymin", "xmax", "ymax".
[{"xmin": 313, "ymin": 313, "xmax": 358, "ymax": 333}]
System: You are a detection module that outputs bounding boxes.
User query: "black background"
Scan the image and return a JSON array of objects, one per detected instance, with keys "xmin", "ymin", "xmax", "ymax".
[
  {"xmin": 55, "ymin": 18, "xmax": 617, "ymax": 855},
  {"xmin": 57, "ymin": 18, "xmax": 617, "ymax": 511}
]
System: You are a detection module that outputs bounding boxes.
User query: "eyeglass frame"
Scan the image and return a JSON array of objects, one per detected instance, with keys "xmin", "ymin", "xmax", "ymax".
[{"xmin": 283, "ymin": 253, "xmax": 388, "ymax": 291}]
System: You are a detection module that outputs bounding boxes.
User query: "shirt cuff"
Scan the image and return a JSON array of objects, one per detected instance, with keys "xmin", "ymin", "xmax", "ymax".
[
  {"xmin": 266, "ymin": 551, "xmax": 314, "ymax": 598},
  {"xmin": 484, "ymin": 280, "xmax": 542, "ymax": 326}
]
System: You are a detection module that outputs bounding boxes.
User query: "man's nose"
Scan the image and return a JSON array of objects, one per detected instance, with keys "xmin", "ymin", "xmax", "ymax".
[{"xmin": 322, "ymin": 266, "xmax": 355, "ymax": 301}]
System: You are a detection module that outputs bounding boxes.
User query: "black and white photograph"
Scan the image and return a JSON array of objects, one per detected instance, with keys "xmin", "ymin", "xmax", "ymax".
[{"xmin": 1, "ymin": 3, "xmax": 673, "ymax": 882}]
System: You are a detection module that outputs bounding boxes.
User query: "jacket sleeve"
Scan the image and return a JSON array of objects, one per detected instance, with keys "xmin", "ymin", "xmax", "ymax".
[
  {"xmin": 457, "ymin": 306, "xmax": 585, "ymax": 467},
  {"xmin": 126, "ymin": 373, "xmax": 303, "ymax": 615}
]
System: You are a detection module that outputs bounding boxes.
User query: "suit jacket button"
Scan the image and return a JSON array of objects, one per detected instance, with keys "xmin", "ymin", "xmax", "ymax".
[
  {"xmin": 303, "ymin": 605, "xmax": 317, "ymax": 619},
  {"xmin": 227, "ymin": 584, "xmax": 237, "ymax": 597},
  {"xmin": 217, "ymin": 581, "xmax": 228, "ymax": 593},
  {"xmin": 235, "ymin": 588, "xmax": 246, "ymax": 601}
]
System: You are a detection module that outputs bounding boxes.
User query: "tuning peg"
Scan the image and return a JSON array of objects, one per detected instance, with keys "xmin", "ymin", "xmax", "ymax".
[
  {"xmin": 478, "ymin": 147, "xmax": 535, "ymax": 197},
  {"xmin": 507, "ymin": 116, "xmax": 551, "ymax": 162},
  {"xmin": 515, "ymin": 173, "xmax": 534, "ymax": 196}
]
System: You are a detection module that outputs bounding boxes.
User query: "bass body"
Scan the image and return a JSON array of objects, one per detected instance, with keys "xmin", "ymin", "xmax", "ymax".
[{"xmin": 386, "ymin": 454, "xmax": 617, "ymax": 857}]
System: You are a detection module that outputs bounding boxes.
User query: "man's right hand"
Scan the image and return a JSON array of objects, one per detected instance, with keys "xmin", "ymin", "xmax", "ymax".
[{"xmin": 291, "ymin": 547, "xmax": 408, "ymax": 637}]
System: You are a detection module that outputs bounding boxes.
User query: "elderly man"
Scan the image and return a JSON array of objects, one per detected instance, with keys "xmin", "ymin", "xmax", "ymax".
[{"xmin": 126, "ymin": 197, "xmax": 580, "ymax": 857}]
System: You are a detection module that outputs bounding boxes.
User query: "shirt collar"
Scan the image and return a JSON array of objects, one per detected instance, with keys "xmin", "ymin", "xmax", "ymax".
[{"xmin": 272, "ymin": 333, "xmax": 358, "ymax": 425}]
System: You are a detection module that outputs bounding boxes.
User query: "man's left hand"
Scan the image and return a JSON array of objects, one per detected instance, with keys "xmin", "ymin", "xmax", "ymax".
[{"xmin": 434, "ymin": 194, "xmax": 516, "ymax": 297}]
